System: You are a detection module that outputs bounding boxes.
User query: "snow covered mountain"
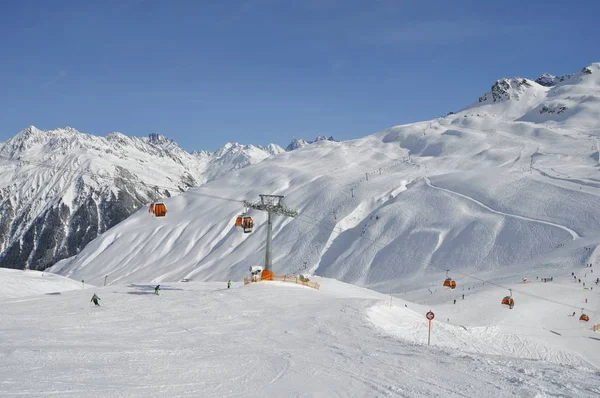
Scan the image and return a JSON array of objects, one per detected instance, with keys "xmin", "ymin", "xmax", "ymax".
[
  {"xmin": 52, "ymin": 63, "xmax": 600, "ymax": 294},
  {"xmin": 285, "ymin": 135, "xmax": 336, "ymax": 151},
  {"xmin": 0, "ymin": 127, "xmax": 282, "ymax": 271},
  {"xmin": 196, "ymin": 141, "xmax": 285, "ymax": 181}
]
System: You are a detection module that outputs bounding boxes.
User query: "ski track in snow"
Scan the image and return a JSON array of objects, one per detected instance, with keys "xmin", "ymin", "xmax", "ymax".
[{"xmin": 424, "ymin": 175, "xmax": 581, "ymax": 239}]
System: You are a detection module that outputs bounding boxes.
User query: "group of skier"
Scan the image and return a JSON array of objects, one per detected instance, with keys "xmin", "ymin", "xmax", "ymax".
[{"xmin": 90, "ymin": 281, "xmax": 233, "ymax": 307}]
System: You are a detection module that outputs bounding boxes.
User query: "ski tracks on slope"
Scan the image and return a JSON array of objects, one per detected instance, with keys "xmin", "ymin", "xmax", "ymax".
[{"xmin": 424, "ymin": 176, "xmax": 581, "ymax": 240}]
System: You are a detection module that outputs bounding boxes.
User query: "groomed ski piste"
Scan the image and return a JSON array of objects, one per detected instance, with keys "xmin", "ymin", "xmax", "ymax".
[
  {"xmin": 0, "ymin": 268, "xmax": 91, "ymax": 300},
  {"xmin": 1, "ymin": 269, "xmax": 599, "ymax": 397}
]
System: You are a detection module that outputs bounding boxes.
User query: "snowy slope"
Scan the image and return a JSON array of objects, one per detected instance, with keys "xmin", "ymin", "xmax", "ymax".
[
  {"xmin": 0, "ymin": 127, "xmax": 282, "ymax": 271},
  {"xmin": 199, "ymin": 141, "xmax": 285, "ymax": 181},
  {"xmin": 370, "ymin": 265, "xmax": 600, "ymax": 368},
  {"xmin": 520, "ymin": 65, "xmax": 600, "ymax": 128},
  {"xmin": 0, "ymin": 276, "xmax": 598, "ymax": 397},
  {"xmin": 51, "ymin": 63, "xmax": 600, "ymax": 296},
  {"xmin": 0, "ymin": 268, "xmax": 91, "ymax": 299}
]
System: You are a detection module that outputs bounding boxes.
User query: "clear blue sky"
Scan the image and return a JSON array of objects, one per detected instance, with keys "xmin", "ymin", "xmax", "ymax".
[{"xmin": 1, "ymin": 0, "xmax": 597, "ymax": 151}]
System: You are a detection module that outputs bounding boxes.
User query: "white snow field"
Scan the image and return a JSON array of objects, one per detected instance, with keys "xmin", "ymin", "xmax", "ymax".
[
  {"xmin": 0, "ymin": 268, "xmax": 89, "ymax": 300},
  {"xmin": 1, "ymin": 276, "xmax": 599, "ymax": 397}
]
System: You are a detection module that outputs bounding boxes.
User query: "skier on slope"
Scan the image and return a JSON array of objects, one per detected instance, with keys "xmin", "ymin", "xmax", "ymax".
[
  {"xmin": 91, "ymin": 293, "xmax": 101, "ymax": 307},
  {"xmin": 154, "ymin": 285, "xmax": 160, "ymax": 295},
  {"xmin": 227, "ymin": 280, "xmax": 232, "ymax": 289}
]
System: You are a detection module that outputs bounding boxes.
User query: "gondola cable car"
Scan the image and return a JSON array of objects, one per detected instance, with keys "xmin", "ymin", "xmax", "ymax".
[
  {"xmin": 443, "ymin": 269, "xmax": 457, "ymax": 289},
  {"xmin": 149, "ymin": 202, "xmax": 167, "ymax": 217},
  {"xmin": 234, "ymin": 208, "xmax": 254, "ymax": 233},
  {"xmin": 501, "ymin": 289, "xmax": 515, "ymax": 309}
]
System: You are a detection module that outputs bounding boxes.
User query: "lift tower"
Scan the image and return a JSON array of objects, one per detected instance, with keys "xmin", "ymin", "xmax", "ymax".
[{"xmin": 244, "ymin": 194, "xmax": 299, "ymax": 280}]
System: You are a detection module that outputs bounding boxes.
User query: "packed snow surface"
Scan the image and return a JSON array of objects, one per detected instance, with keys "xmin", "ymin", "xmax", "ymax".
[
  {"xmin": 1, "ymin": 274, "xmax": 599, "ymax": 397},
  {"xmin": 0, "ymin": 268, "xmax": 90, "ymax": 299}
]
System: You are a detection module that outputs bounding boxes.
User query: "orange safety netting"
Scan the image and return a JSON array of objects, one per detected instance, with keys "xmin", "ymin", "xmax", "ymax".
[{"xmin": 244, "ymin": 273, "xmax": 320, "ymax": 290}]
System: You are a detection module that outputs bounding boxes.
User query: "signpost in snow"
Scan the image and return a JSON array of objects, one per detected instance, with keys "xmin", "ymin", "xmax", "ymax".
[{"xmin": 426, "ymin": 311, "xmax": 435, "ymax": 345}]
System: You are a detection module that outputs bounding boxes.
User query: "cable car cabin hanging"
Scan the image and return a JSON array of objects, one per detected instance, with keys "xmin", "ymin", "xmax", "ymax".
[
  {"xmin": 235, "ymin": 215, "xmax": 244, "ymax": 227},
  {"xmin": 241, "ymin": 216, "xmax": 254, "ymax": 233},
  {"xmin": 234, "ymin": 214, "xmax": 254, "ymax": 233},
  {"xmin": 443, "ymin": 278, "xmax": 457, "ymax": 289},
  {"xmin": 152, "ymin": 202, "xmax": 167, "ymax": 217},
  {"xmin": 501, "ymin": 289, "xmax": 514, "ymax": 308},
  {"xmin": 501, "ymin": 296, "xmax": 515, "ymax": 307},
  {"xmin": 442, "ymin": 270, "xmax": 457, "ymax": 289},
  {"xmin": 580, "ymin": 313, "xmax": 590, "ymax": 322}
]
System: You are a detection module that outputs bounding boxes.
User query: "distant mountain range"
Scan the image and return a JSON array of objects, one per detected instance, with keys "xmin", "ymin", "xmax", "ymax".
[{"xmin": 0, "ymin": 126, "xmax": 336, "ymax": 270}]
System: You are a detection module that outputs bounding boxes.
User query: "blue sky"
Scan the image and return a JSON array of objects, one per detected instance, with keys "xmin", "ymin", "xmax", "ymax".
[{"xmin": 1, "ymin": 0, "xmax": 597, "ymax": 151}]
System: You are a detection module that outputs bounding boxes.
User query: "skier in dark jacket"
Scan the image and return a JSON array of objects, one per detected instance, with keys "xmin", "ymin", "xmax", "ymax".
[
  {"xmin": 154, "ymin": 285, "xmax": 160, "ymax": 295},
  {"xmin": 91, "ymin": 293, "xmax": 101, "ymax": 306}
]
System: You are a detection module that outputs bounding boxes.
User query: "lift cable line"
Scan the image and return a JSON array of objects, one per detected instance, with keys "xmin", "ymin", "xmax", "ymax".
[{"xmin": 244, "ymin": 194, "xmax": 299, "ymax": 280}]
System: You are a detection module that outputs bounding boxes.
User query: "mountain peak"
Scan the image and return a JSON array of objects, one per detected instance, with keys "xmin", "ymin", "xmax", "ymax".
[
  {"xmin": 262, "ymin": 143, "xmax": 286, "ymax": 155},
  {"xmin": 477, "ymin": 78, "xmax": 535, "ymax": 104},
  {"xmin": 18, "ymin": 125, "xmax": 44, "ymax": 140},
  {"xmin": 147, "ymin": 133, "xmax": 172, "ymax": 145},
  {"xmin": 534, "ymin": 64, "xmax": 596, "ymax": 88},
  {"xmin": 285, "ymin": 136, "xmax": 337, "ymax": 151},
  {"xmin": 286, "ymin": 138, "xmax": 310, "ymax": 151},
  {"xmin": 4, "ymin": 126, "xmax": 73, "ymax": 154}
]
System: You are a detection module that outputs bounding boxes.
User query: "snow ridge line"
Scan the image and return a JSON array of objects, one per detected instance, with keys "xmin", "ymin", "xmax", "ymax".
[{"xmin": 424, "ymin": 176, "xmax": 581, "ymax": 239}]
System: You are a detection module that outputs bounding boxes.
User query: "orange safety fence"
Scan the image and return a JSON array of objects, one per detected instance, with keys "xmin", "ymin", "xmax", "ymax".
[{"xmin": 244, "ymin": 274, "xmax": 320, "ymax": 290}]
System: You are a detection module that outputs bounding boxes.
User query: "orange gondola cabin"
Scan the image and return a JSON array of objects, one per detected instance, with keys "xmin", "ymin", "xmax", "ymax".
[
  {"xmin": 442, "ymin": 270, "xmax": 457, "ymax": 289},
  {"xmin": 501, "ymin": 296, "xmax": 515, "ymax": 308},
  {"xmin": 151, "ymin": 202, "xmax": 167, "ymax": 217},
  {"xmin": 235, "ymin": 215, "xmax": 254, "ymax": 233},
  {"xmin": 443, "ymin": 278, "xmax": 457, "ymax": 289},
  {"xmin": 580, "ymin": 313, "xmax": 590, "ymax": 322}
]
